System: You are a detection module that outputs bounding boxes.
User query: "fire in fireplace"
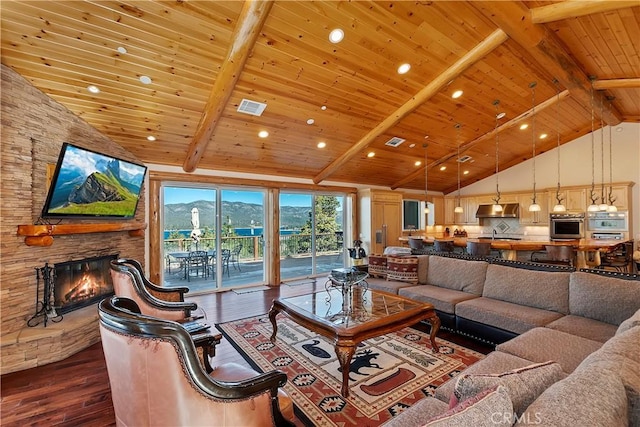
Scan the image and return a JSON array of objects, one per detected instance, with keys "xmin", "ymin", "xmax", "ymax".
[{"xmin": 53, "ymin": 254, "xmax": 117, "ymax": 314}]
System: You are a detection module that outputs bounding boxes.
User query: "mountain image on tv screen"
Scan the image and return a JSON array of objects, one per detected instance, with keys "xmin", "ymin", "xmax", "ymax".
[{"xmin": 43, "ymin": 144, "xmax": 147, "ymax": 218}]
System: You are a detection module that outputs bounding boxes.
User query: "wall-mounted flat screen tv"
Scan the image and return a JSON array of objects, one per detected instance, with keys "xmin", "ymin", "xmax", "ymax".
[{"xmin": 41, "ymin": 143, "xmax": 147, "ymax": 219}]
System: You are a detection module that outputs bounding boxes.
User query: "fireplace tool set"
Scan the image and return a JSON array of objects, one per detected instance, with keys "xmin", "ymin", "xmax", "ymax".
[{"xmin": 27, "ymin": 263, "xmax": 63, "ymax": 327}]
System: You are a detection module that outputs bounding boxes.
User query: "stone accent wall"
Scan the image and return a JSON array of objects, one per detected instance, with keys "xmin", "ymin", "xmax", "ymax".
[{"xmin": 0, "ymin": 64, "xmax": 146, "ymax": 374}]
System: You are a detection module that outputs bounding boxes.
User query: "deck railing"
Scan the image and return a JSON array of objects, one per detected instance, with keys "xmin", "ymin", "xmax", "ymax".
[{"xmin": 163, "ymin": 232, "xmax": 343, "ymax": 262}]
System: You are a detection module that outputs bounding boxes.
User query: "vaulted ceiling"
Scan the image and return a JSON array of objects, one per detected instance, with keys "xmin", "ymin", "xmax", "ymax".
[{"xmin": 2, "ymin": 1, "xmax": 638, "ymax": 194}]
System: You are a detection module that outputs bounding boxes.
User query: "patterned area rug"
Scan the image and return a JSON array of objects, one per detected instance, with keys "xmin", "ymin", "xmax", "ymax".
[{"xmin": 216, "ymin": 315, "xmax": 485, "ymax": 426}]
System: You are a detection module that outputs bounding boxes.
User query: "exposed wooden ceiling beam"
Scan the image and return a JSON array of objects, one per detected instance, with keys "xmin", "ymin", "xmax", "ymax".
[
  {"xmin": 312, "ymin": 28, "xmax": 509, "ymax": 184},
  {"xmin": 474, "ymin": 1, "xmax": 623, "ymax": 126},
  {"xmin": 391, "ymin": 90, "xmax": 571, "ymax": 190},
  {"xmin": 530, "ymin": 1, "xmax": 639, "ymax": 24},
  {"xmin": 182, "ymin": 0, "xmax": 274, "ymax": 173},
  {"xmin": 593, "ymin": 78, "xmax": 640, "ymax": 90}
]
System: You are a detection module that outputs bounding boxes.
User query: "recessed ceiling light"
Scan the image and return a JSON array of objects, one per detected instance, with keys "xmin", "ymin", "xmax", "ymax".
[
  {"xmin": 424, "ymin": 135, "xmax": 429, "ymax": 139},
  {"xmin": 463, "ymin": 170, "xmax": 469, "ymax": 175},
  {"xmin": 397, "ymin": 63, "xmax": 411, "ymax": 74},
  {"xmin": 520, "ymin": 123, "xmax": 529, "ymax": 130},
  {"xmin": 139, "ymin": 75, "xmax": 152, "ymax": 84},
  {"xmin": 317, "ymin": 141, "xmax": 326, "ymax": 148},
  {"xmin": 87, "ymin": 85, "xmax": 100, "ymax": 94},
  {"xmin": 307, "ymin": 118, "xmax": 315, "ymax": 125},
  {"xmin": 415, "ymin": 160, "xmax": 422, "ymax": 166},
  {"xmin": 117, "ymin": 46, "xmax": 127, "ymax": 54},
  {"xmin": 258, "ymin": 130, "xmax": 269, "ymax": 138},
  {"xmin": 496, "ymin": 112, "xmax": 506, "ymax": 119},
  {"xmin": 440, "ymin": 165, "xmax": 447, "ymax": 171},
  {"xmin": 539, "ymin": 133, "xmax": 548, "ymax": 139},
  {"xmin": 147, "ymin": 135, "xmax": 156, "ymax": 141},
  {"xmin": 329, "ymin": 28, "xmax": 344, "ymax": 43},
  {"xmin": 321, "ymin": 105, "xmax": 327, "ymax": 110},
  {"xmin": 452, "ymin": 90, "xmax": 463, "ymax": 99},
  {"xmin": 409, "ymin": 143, "xmax": 416, "ymax": 148},
  {"xmin": 367, "ymin": 151, "xmax": 375, "ymax": 158}
]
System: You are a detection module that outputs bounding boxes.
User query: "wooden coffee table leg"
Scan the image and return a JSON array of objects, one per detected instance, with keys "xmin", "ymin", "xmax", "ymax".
[
  {"xmin": 268, "ymin": 307, "xmax": 279, "ymax": 343},
  {"xmin": 335, "ymin": 343, "xmax": 356, "ymax": 398},
  {"xmin": 425, "ymin": 313, "xmax": 441, "ymax": 353}
]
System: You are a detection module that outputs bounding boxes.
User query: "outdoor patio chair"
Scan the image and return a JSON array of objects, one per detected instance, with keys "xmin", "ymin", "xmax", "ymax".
[
  {"xmin": 99, "ymin": 296, "xmax": 294, "ymax": 426},
  {"xmin": 187, "ymin": 250, "xmax": 208, "ymax": 281},
  {"xmin": 230, "ymin": 245, "xmax": 243, "ymax": 272}
]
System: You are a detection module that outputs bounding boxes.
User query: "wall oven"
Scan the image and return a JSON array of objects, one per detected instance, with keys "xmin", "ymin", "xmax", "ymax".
[{"xmin": 550, "ymin": 213, "xmax": 585, "ymax": 240}]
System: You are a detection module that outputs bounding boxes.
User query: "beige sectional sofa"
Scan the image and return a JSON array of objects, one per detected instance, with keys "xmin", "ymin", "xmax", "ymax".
[{"xmin": 365, "ymin": 253, "xmax": 640, "ymax": 426}]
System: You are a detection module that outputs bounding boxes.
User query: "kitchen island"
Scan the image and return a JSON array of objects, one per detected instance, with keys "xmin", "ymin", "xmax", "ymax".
[{"xmin": 401, "ymin": 236, "xmax": 632, "ymax": 269}]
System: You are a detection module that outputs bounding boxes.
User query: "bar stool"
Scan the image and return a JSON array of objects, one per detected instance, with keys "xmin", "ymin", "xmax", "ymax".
[
  {"xmin": 434, "ymin": 239, "xmax": 454, "ymax": 253},
  {"xmin": 466, "ymin": 241, "xmax": 492, "ymax": 258}
]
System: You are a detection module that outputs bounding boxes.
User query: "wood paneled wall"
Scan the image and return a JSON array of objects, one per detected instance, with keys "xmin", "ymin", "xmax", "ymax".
[{"xmin": 0, "ymin": 64, "xmax": 145, "ymax": 374}]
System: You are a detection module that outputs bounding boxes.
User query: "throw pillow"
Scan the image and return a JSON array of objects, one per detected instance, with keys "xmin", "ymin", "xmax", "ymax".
[
  {"xmin": 453, "ymin": 360, "xmax": 563, "ymax": 416},
  {"xmin": 422, "ymin": 385, "xmax": 513, "ymax": 427},
  {"xmin": 386, "ymin": 256, "xmax": 419, "ymax": 284},
  {"xmin": 368, "ymin": 254, "xmax": 388, "ymax": 278},
  {"xmin": 616, "ymin": 307, "xmax": 640, "ymax": 335}
]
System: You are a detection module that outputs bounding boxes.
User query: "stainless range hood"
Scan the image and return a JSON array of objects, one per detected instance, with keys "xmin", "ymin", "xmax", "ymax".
[{"xmin": 475, "ymin": 203, "xmax": 519, "ymax": 218}]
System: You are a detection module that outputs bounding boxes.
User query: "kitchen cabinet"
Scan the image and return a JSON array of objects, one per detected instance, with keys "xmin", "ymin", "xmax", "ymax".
[
  {"xmin": 450, "ymin": 197, "xmax": 478, "ymax": 225},
  {"xmin": 444, "ymin": 198, "xmax": 456, "ymax": 225},
  {"xmin": 518, "ymin": 192, "xmax": 549, "ymax": 225},
  {"xmin": 606, "ymin": 185, "xmax": 631, "ymax": 211},
  {"xmin": 432, "ymin": 196, "xmax": 445, "ymax": 225},
  {"xmin": 358, "ymin": 189, "xmax": 402, "ymax": 255}
]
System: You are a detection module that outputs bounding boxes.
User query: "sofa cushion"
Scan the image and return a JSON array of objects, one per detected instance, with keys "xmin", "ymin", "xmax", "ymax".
[
  {"xmin": 386, "ymin": 256, "xmax": 419, "ymax": 284},
  {"xmin": 435, "ymin": 351, "xmax": 537, "ymax": 403},
  {"xmin": 453, "ymin": 361, "xmax": 564, "ymax": 416},
  {"xmin": 369, "ymin": 254, "xmax": 388, "ymax": 278},
  {"xmin": 381, "ymin": 397, "xmax": 449, "ymax": 427},
  {"xmin": 416, "ymin": 254, "xmax": 429, "ymax": 284},
  {"xmin": 427, "ymin": 255, "xmax": 488, "ymax": 295},
  {"xmin": 569, "ymin": 271, "xmax": 640, "ymax": 325},
  {"xmin": 366, "ymin": 276, "xmax": 415, "ymax": 295},
  {"xmin": 424, "ymin": 385, "xmax": 513, "ymax": 427},
  {"xmin": 399, "ymin": 285, "xmax": 479, "ymax": 315},
  {"xmin": 496, "ymin": 328, "xmax": 602, "ymax": 373},
  {"xmin": 515, "ymin": 367, "xmax": 628, "ymax": 426},
  {"xmin": 545, "ymin": 314, "xmax": 618, "ymax": 343},
  {"xmin": 483, "ymin": 264, "xmax": 570, "ymax": 314},
  {"xmin": 455, "ymin": 297, "xmax": 564, "ymax": 335},
  {"xmin": 616, "ymin": 307, "xmax": 640, "ymax": 335},
  {"xmin": 574, "ymin": 326, "xmax": 640, "ymax": 426}
]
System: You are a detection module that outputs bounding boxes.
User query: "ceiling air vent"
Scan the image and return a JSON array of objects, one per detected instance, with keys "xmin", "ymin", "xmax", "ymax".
[
  {"xmin": 458, "ymin": 155, "xmax": 472, "ymax": 163},
  {"xmin": 385, "ymin": 137, "xmax": 406, "ymax": 147},
  {"xmin": 237, "ymin": 99, "xmax": 267, "ymax": 116}
]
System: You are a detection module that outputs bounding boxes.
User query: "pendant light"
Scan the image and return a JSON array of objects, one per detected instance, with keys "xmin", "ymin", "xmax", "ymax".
[
  {"xmin": 552, "ymin": 80, "xmax": 566, "ymax": 212},
  {"xmin": 491, "ymin": 100, "xmax": 503, "ymax": 213},
  {"xmin": 454, "ymin": 123, "xmax": 464, "ymax": 214},
  {"xmin": 607, "ymin": 97, "xmax": 618, "ymax": 212},
  {"xmin": 528, "ymin": 82, "xmax": 541, "ymax": 212},
  {"xmin": 587, "ymin": 78, "xmax": 600, "ymax": 212},
  {"xmin": 423, "ymin": 143, "xmax": 430, "ymax": 214},
  {"xmin": 598, "ymin": 102, "xmax": 608, "ymax": 211}
]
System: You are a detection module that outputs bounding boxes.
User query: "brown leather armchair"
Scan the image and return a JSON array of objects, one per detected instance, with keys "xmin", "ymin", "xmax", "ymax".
[
  {"xmin": 110, "ymin": 258, "xmax": 196, "ymax": 321},
  {"xmin": 110, "ymin": 258, "xmax": 220, "ymax": 372},
  {"xmin": 99, "ymin": 297, "xmax": 295, "ymax": 426}
]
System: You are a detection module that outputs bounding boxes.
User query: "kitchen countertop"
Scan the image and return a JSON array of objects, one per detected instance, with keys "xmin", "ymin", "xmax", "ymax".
[{"xmin": 401, "ymin": 236, "xmax": 630, "ymax": 252}]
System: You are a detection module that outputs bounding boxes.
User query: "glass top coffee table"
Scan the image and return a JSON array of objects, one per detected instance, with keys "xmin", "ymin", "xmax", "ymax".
[{"xmin": 268, "ymin": 287, "xmax": 440, "ymax": 397}]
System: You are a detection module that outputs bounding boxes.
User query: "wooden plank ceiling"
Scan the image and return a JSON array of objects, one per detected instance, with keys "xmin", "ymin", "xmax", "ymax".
[{"xmin": 2, "ymin": 1, "xmax": 638, "ymax": 194}]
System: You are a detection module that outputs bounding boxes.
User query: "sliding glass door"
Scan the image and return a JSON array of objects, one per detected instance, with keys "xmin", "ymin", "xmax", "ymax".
[
  {"xmin": 279, "ymin": 192, "xmax": 345, "ymax": 282},
  {"xmin": 162, "ymin": 185, "xmax": 266, "ymax": 292}
]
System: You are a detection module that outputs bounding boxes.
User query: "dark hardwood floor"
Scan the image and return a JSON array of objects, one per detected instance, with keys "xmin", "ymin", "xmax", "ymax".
[{"xmin": 1, "ymin": 280, "xmax": 493, "ymax": 426}]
